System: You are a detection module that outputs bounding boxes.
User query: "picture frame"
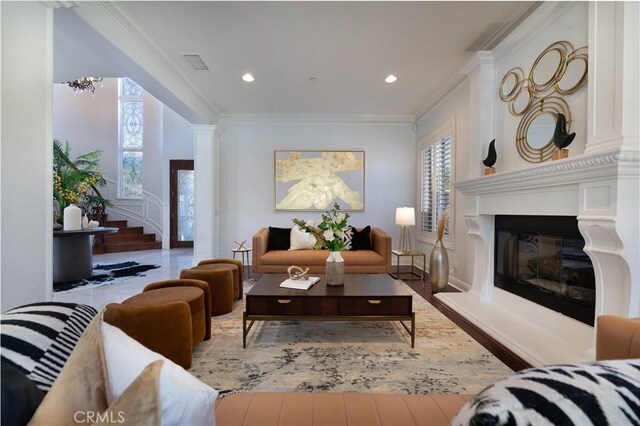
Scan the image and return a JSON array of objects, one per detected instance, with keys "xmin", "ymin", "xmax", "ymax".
[{"xmin": 274, "ymin": 150, "xmax": 365, "ymax": 212}]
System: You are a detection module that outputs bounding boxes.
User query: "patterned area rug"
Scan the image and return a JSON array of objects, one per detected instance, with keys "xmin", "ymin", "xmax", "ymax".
[
  {"xmin": 190, "ymin": 281, "xmax": 513, "ymax": 394},
  {"xmin": 53, "ymin": 262, "xmax": 160, "ymax": 293}
]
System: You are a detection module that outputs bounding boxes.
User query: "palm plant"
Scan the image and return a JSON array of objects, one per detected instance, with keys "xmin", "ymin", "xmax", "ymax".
[{"xmin": 53, "ymin": 139, "xmax": 111, "ymax": 224}]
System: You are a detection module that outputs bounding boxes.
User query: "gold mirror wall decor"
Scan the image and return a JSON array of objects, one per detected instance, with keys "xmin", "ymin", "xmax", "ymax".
[{"xmin": 499, "ymin": 41, "xmax": 588, "ymax": 163}]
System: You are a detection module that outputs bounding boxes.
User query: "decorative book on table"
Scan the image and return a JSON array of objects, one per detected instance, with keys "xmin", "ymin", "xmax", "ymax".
[{"xmin": 279, "ymin": 277, "xmax": 320, "ymax": 290}]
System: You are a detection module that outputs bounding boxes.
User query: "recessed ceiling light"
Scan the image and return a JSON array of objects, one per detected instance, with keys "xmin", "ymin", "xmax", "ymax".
[
  {"xmin": 385, "ymin": 74, "xmax": 397, "ymax": 83},
  {"xmin": 242, "ymin": 73, "xmax": 255, "ymax": 82}
]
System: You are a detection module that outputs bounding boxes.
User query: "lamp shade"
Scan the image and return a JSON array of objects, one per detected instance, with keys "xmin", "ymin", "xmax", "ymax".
[{"xmin": 395, "ymin": 207, "xmax": 415, "ymax": 226}]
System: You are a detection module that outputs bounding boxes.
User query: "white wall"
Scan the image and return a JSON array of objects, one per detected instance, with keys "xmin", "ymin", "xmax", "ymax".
[
  {"xmin": 219, "ymin": 120, "xmax": 416, "ymax": 257},
  {"xmin": 1, "ymin": 2, "xmax": 53, "ymax": 312}
]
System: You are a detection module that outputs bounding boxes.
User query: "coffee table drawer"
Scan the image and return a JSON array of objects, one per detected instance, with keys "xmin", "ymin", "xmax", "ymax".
[
  {"xmin": 339, "ymin": 297, "xmax": 411, "ymax": 316},
  {"xmin": 247, "ymin": 296, "xmax": 321, "ymax": 316}
]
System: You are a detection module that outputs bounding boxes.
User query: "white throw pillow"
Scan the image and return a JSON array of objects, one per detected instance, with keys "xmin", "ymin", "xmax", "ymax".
[
  {"xmin": 289, "ymin": 226, "xmax": 316, "ymax": 250},
  {"xmin": 101, "ymin": 321, "xmax": 218, "ymax": 426}
]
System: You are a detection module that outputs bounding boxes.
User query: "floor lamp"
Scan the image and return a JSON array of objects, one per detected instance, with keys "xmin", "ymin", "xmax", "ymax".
[{"xmin": 396, "ymin": 207, "xmax": 415, "ymax": 253}]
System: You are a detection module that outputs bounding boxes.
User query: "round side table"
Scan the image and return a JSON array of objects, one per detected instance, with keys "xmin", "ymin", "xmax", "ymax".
[{"xmin": 231, "ymin": 248, "xmax": 251, "ymax": 279}]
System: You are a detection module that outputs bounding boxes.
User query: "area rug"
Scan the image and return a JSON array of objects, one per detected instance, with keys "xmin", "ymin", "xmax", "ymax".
[
  {"xmin": 53, "ymin": 262, "xmax": 160, "ymax": 293},
  {"xmin": 190, "ymin": 281, "xmax": 514, "ymax": 395}
]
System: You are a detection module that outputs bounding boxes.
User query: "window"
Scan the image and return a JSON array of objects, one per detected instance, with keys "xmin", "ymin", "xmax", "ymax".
[
  {"xmin": 418, "ymin": 119, "xmax": 454, "ymax": 244},
  {"xmin": 118, "ymin": 78, "xmax": 144, "ymax": 198}
]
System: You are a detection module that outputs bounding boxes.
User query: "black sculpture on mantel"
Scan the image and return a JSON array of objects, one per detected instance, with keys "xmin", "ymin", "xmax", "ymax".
[
  {"xmin": 552, "ymin": 113, "xmax": 575, "ymax": 160},
  {"xmin": 483, "ymin": 139, "xmax": 497, "ymax": 175}
]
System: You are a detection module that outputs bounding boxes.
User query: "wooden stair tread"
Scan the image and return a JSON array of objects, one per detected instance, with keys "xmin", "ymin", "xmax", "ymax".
[
  {"xmin": 93, "ymin": 218, "xmax": 161, "ymax": 254},
  {"xmin": 99, "ymin": 241, "xmax": 162, "ymax": 253}
]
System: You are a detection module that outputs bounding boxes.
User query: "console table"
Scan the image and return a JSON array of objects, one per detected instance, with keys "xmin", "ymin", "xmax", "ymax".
[
  {"xmin": 243, "ymin": 274, "xmax": 415, "ymax": 348},
  {"xmin": 53, "ymin": 227, "xmax": 118, "ymax": 283}
]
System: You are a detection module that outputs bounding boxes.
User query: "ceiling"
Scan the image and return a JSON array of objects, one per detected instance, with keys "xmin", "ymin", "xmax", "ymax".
[{"xmin": 55, "ymin": 1, "xmax": 533, "ymax": 121}]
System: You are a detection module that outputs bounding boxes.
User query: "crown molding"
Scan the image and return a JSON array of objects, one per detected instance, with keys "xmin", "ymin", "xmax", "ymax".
[
  {"xmin": 414, "ymin": 2, "xmax": 544, "ymax": 123},
  {"xmin": 219, "ymin": 113, "xmax": 416, "ymax": 125},
  {"xmin": 491, "ymin": 1, "xmax": 578, "ymax": 63},
  {"xmin": 414, "ymin": 73, "xmax": 469, "ymax": 124},
  {"xmin": 41, "ymin": 1, "xmax": 78, "ymax": 8},
  {"xmin": 472, "ymin": 2, "xmax": 543, "ymax": 51},
  {"xmin": 70, "ymin": 1, "xmax": 220, "ymax": 123}
]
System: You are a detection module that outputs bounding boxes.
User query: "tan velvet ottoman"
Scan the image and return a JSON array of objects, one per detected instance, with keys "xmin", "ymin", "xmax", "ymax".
[
  {"xmin": 144, "ymin": 278, "xmax": 212, "ymax": 340},
  {"xmin": 103, "ymin": 286, "xmax": 206, "ymax": 369},
  {"xmin": 181, "ymin": 267, "xmax": 235, "ymax": 316},
  {"xmin": 197, "ymin": 258, "xmax": 244, "ymax": 299}
]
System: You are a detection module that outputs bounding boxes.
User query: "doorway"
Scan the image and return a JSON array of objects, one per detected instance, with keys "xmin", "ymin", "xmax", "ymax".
[{"xmin": 170, "ymin": 160, "xmax": 194, "ymax": 248}]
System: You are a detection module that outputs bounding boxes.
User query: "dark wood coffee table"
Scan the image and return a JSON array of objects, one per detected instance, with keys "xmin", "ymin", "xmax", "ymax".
[{"xmin": 243, "ymin": 274, "xmax": 415, "ymax": 348}]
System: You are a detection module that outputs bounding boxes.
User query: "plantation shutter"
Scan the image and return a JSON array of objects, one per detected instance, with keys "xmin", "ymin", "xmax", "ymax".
[{"xmin": 420, "ymin": 134, "xmax": 451, "ymax": 235}]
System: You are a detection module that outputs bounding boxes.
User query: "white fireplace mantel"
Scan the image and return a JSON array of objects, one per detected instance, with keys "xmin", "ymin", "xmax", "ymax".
[{"xmin": 437, "ymin": 147, "xmax": 639, "ymax": 366}]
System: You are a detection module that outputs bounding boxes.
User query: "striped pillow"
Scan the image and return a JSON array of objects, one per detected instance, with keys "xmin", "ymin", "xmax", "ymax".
[
  {"xmin": 452, "ymin": 359, "xmax": 640, "ymax": 426},
  {"xmin": 1, "ymin": 302, "xmax": 98, "ymax": 392}
]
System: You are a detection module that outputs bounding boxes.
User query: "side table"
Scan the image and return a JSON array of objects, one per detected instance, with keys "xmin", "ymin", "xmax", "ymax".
[
  {"xmin": 390, "ymin": 250, "xmax": 426, "ymax": 281},
  {"xmin": 53, "ymin": 227, "xmax": 119, "ymax": 283},
  {"xmin": 231, "ymin": 248, "xmax": 252, "ymax": 279}
]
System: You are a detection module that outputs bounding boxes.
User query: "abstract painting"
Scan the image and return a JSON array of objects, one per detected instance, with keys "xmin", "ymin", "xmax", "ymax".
[{"xmin": 274, "ymin": 150, "xmax": 365, "ymax": 211}]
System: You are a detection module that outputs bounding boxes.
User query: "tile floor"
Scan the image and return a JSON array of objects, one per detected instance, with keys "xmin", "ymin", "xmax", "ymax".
[{"xmin": 53, "ymin": 249, "xmax": 195, "ymax": 311}]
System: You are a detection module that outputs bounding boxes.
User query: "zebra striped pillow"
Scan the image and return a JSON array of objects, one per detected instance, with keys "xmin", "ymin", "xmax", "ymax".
[
  {"xmin": 452, "ymin": 359, "xmax": 640, "ymax": 426},
  {"xmin": 1, "ymin": 302, "xmax": 98, "ymax": 392}
]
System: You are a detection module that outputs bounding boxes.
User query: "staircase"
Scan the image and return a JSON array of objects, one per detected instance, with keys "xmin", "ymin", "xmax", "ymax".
[{"xmin": 93, "ymin": 219, "xmax": 162, "ymax": 254}]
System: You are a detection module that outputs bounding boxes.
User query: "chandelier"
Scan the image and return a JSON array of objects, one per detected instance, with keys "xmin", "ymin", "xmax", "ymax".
[{"xmin": 65, "ymin": 77, "xmax": 104, "ymax": 95}]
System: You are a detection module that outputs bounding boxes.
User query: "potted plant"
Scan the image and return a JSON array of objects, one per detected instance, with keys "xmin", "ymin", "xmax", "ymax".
[{"xmin": 53, "ymin": 139, "xmax": 111, "ymax": 225}]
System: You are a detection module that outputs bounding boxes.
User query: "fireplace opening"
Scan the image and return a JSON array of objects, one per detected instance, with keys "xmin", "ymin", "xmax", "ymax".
[{"xmin": 494, "ymin": 215, "xmax": 595, "ymax": 326}]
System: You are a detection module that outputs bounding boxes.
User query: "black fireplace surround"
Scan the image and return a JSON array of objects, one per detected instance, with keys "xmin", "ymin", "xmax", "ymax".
[{"xmin": 494, "ymin": 215, "xmax": 596, "ymax": 326}]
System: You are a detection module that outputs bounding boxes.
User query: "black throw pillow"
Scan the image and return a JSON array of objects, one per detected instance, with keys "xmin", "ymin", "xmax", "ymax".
[
  {"xmin": 268, "ymin": 227, "xmax": 291, "ymax": 251},
  {"xmin": 350, "ymin": 226, "xmax": 372, "ymax": 251},
  {"xmin": 1, "ymin": 361, "xmax": 44, "ymax": 426}
]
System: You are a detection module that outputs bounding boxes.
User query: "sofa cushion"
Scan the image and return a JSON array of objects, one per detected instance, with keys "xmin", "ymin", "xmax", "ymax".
[
  {"xmin": 349, "ymin": 225, "xmax": 372, "ymax": 250},
  {"xmin": 1, "ymin": 360, "xmax": 44, "ymax": 425},
  {"xmin": 452, "ymin": 359, "xmax": 640, "ymax": 426},
  {"xmin": 102, "ymin": 321, "xmax": 218, "ymax": 425},
  {"xmin": 268, "ymin": 227, "xmax": 291, "ymax": 251},
  {"xmin": 216, "ymin": 392, "xmax": 473, "ymax": 425},
  {"xmin": 289, "ymin": 226, "xmax": 316, "ymax": 250},
  {"xmin": 0, "ymin": 302, "xmax": 98, "ymax": 392}
]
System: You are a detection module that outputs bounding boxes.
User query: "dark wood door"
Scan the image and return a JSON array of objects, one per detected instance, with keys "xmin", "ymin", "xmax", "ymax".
[{"xmin": 170, "ymin": 160, "xmax": 194, "ymax": 248}]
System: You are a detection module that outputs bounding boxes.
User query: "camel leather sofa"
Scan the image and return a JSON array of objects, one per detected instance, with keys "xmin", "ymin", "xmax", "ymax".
[
  {"xmin": 252, "ymin": 227, "xmax": 392, "ymax": 274},
  {"xmin": 215, "ymin": 315, "xmax": 640, "ymax": 425}
]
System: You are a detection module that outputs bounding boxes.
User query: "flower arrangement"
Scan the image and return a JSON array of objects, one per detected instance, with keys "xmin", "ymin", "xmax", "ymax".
[{"xmin": 293, "ymin": 202, "xmax": 350, "ymax": 251}]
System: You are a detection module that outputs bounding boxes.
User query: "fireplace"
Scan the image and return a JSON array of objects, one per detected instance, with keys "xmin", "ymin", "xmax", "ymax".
[
  {"xmin": 445, "ymin": 149, "xmax": 638, "ymax": 365},
  {"xmin": 494, "ymin": 215, "xmax": 595, "ymax": 326}
]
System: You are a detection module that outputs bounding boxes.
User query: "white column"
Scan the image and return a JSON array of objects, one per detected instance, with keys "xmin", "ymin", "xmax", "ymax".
[
  {"xmin": 191, "ymin": 125, "xmax": 221, "ymax": 265},
  {"xmin": 1, "ymin": 2, "xmax": 54, "ymax": 312},
  {"xmin": 462, "ymin": 52, "xmax": 496, "ymax": 179},
  {"xmin": 586, "ymin": 1, "xmax": 640, "ymax": 154}
]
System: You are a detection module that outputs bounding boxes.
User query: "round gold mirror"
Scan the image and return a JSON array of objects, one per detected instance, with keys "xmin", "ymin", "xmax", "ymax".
[
  {"xmin": 499, "ymin": 68, "xmax": 524, "ymax": 101},
  {"xmin": 516, "ymin": 97, "xmax": 570, "ymax": 163},
  {"xmin": 526, "ymin": 113, "xmax": 555, "ymax": 149},
  {"xmin": 530, "ymin": 42, "xmax": 569, "ymax": 93},
  {"xmin": 509, "ymin": 82, "xmax": 532, "ymax": 116},
  {"xmin": 556, "ymin": 47, "xmax": 588, "ymax": 95}
]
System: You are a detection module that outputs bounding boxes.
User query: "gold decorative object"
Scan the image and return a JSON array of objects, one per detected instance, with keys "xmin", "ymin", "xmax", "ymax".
[
  {"xmin": 499, "ymin": 41, "xmax": 588, "ymax": 163},
  {"xmin": 287, "ymin": 265, "xmax": 310, "ymax": 280}
]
